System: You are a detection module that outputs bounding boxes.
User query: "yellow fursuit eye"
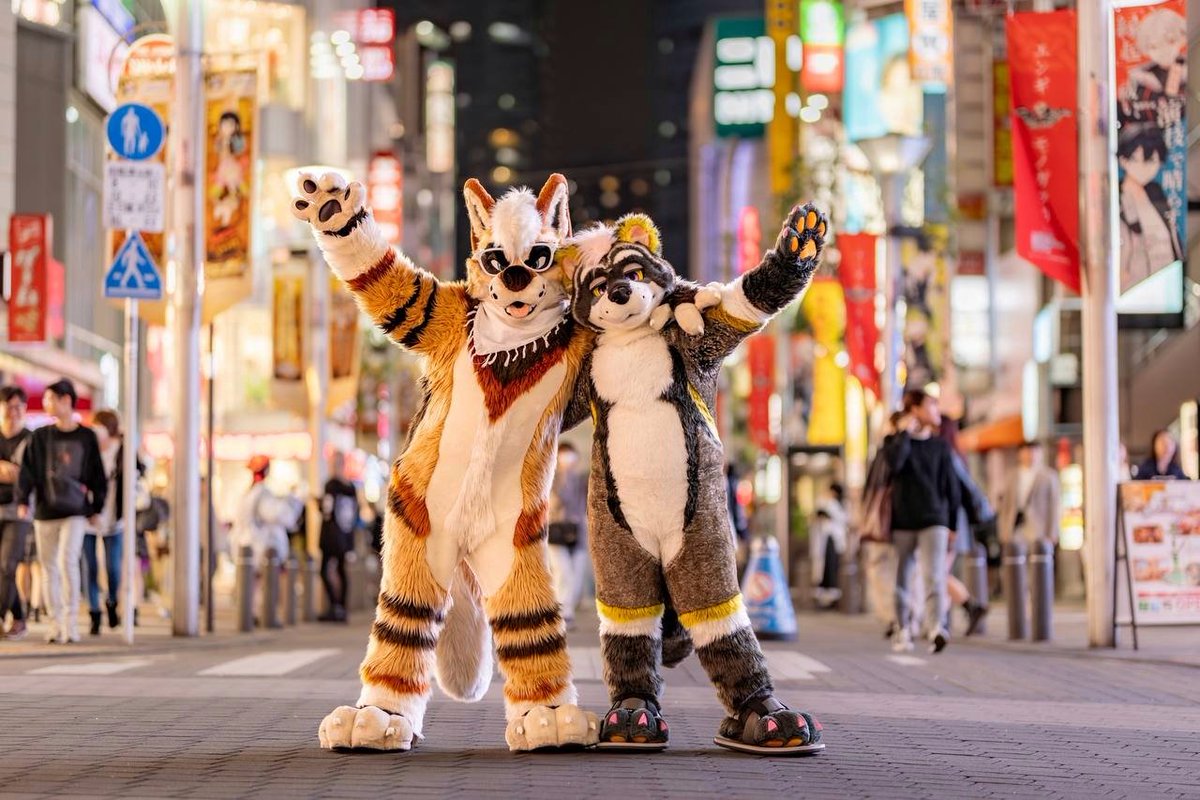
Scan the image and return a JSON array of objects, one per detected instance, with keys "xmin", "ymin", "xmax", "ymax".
[
  {"xmin": 592, "ymin": 286, "xmax": 604, "ymax": 298},
  {"xmin": 630, "ymin": 269, "xmax": 644, "ymax": 281}
]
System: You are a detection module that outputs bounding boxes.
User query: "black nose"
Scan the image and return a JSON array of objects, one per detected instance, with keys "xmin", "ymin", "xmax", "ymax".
[
  {"xmin": 499, "ymin": 266, "xmax": 534, "ymax": 292},
  {"xmin": 608, "ymin": 282, "xmax": 632, "ymax": 305}
]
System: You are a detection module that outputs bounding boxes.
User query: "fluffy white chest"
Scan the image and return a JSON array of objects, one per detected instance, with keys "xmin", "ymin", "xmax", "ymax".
[
  {"xmin": 593, "ymin": 332, "xmax": 688, "ymax": 563},
  {"xmin": 424, "ymin": 347, "xmax": 565, "ymax": 587}
]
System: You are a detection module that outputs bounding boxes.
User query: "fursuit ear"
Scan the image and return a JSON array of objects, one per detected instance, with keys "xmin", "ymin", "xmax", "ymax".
[
  {"xmin": 536, "ymin": 172, "xmax": 572, "ymax": 240},
  {"xmin": 615, "ymin": 213, "xmax": 661, "ymax": 256},
  {"xmin": 463, "ymin": 178, "xmax": 496, "ymax": 252},
  {"xmin": 556, "ymin": 244, "xmax": 583, "ymax": 290}
]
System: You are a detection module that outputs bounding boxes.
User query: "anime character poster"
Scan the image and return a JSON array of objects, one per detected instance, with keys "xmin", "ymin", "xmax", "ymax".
[
  {"xmin": 1114, "ymin": 0, "xmax": 1187, "ymax": 294},
  {"xmin": 204, "ymin": 69, "xmax": 257, "ymax": 279}
]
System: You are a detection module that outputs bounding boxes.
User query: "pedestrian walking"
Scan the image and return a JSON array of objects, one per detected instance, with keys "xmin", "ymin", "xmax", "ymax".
[
  {"xmin": 941, "ymin": 420, "xmax": 993, "ymax": 636},
  {"xmin": 1133, "ymin": 429, "xmax": 1188, "ymax": 480},
  {"xmin": 81, "ymin": 410, "xmax": 142, "ymax": 636},
  {"xmin": 999, "ymin": 441, "xmax": 1060, "ymax": 548},
  {"xmin": 884, "ymin": 389, "xmax": 960, "ymax": 654},
  {"xmin": 860, "ymin": 412, "xmax": 901, "ymax": 637},
  {"xmin": 318, "ymin": 452, "xmax": 358, "ymax": 623},
  {"xmin": 16, "ymin": 379, "xmax": 108, "ymax": 643},
  {"xmin": 810, "ymin": 484, "xmax": 847, "ymax": 609},
  {"xmin": 0, "ymin": 386, "xmax": 33, "ymax": 640},
  {"xmin": 547, "ymin": 442, "xmax": 588, "ymax": 630}
]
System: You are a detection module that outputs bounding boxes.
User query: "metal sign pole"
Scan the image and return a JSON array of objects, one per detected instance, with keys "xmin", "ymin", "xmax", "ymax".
[{"xmin": 122, "ymin": 296, "xmax": 139, "ymax": 645}]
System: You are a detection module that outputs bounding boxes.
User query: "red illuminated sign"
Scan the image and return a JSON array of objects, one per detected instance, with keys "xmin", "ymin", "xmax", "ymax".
[
  {"xmin": 7, "ymin": 214, "xmax": 52, "ymax": 344},
  {"xmin": 368, "ymin": 152, "xmax": 403, "ymax": 246}
]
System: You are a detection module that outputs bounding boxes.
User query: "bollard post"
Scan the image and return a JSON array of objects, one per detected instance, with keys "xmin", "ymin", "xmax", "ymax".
[
  {"xmin": 838, "ymin": 548, "xmax": 862, "ymax": 614},
  {"xmin": 302, "ymin": 555, "xmax": 318, "ymax": 622},
  {"xmin": 1003, "ymin": 539, "xmax": 1029, "ymax": 640},
  {"xmin": 967, "ymin": 542, "xmax": 990, "ymax": 635},
  {"xmin": 236, "ymin": 545, "xmax": 254, "ymax": 633},
  {"xmin": 285, "ymin": 555, "xmax": 299, "ymax": 626},
  {"xmin": 262, "ymin": 547, "xmax": 282, "ymax": 629},
  {"xmin": 346, "ymin": 551, "xmax": 365, "ymax": 612},
  {"xmin": 1030, "ymin": 539, "xmax": 1055, "ymax": 641}
]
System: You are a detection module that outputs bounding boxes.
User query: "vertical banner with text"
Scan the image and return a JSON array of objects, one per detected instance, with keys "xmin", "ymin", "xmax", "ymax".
[
  {"xmin": 837, "ymin": 233, "xmax": 879, "ymax": 400},
  {"xmin": 747, "ymin": 334, "xmax": 777, "ymax": 454},
  {"xmin": 1007, "ymin": 10, "xmax": 1080, "ymax": 293},
  {"xmin": 204, "ymin": 69, "xmax": 257, "ymax": 280},
  {"xmin": 7, "ymin": 214, "xmax": 52, "ymax": 344},
  {"xmin": 1114, "ymin": 0, "xmax": 1187, "ymax": 294}
]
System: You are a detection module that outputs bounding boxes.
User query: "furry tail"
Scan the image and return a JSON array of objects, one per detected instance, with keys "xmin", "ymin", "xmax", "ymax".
[
  {"xmin": 661, "ymin": 601, "xmax": 694, "ymax": 668},
  {"xmin": 434, "ymin": 562, "xmax": 494, "ymax": 702}
]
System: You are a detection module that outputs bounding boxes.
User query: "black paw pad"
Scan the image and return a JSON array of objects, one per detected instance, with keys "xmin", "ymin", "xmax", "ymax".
[
  {"xmin": 318, "ymin": 198, "xmax": 342, "ymax": 223},
  {"xmin": 302, "ymin": 178, "xmax": 318, "ymax": 194}
]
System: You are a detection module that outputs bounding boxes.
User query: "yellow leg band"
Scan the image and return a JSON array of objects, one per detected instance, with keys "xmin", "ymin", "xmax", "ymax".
[
  {"xmin": 678, "ymin": 594, "xmax": 744, "ymax": 629},
  {"xmin": 596, "ymin": 600, "xmax": 665, "ymax": 623}
]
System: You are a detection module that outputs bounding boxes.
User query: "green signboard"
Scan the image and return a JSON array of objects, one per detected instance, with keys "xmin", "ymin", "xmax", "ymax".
[{"xmin": 713, "ymin": 17, "xmax": 771, "ymax": 138}]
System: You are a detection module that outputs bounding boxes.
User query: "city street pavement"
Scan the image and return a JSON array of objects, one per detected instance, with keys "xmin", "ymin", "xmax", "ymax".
[{"xmin": 2, "ymin": 605, "xmax": 1199, "ymax": 799}]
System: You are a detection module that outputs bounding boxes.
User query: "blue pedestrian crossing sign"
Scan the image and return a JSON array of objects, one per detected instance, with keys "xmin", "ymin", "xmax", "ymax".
[
  {"xmin": 105, "ymin": 232, "xmax": 163, "ymax": 300},
  {"xmin": 106, "ymin": 103, "xmax": 165, "ymax": 161}
]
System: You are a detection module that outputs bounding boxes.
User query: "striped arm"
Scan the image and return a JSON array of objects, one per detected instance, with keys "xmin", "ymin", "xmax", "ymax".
[{"xmin": 344, "ymin": 248, "xmax": 469, "ymax": 356}]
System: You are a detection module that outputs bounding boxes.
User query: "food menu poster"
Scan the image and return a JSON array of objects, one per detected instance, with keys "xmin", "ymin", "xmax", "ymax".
[{"xmin": 1118, "ymin": 481, "xmax": 1200, "ymax": 625}]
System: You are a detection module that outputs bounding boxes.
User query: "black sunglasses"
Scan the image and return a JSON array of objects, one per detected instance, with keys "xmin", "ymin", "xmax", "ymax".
[{"xmin": 478, "ymin": 244, "xmax": 556, "ymax": 276}]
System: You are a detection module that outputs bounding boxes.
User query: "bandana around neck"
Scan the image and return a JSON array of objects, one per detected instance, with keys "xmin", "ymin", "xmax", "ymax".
[{"xmin": 468, "ymin": 300, "xmax": 569, "ymax": 365}]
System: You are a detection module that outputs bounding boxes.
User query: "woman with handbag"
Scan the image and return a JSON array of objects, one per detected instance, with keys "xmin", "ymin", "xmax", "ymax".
[{"xmin": 16, "ymin": 379, "xmax": 107, "ymax": 644}]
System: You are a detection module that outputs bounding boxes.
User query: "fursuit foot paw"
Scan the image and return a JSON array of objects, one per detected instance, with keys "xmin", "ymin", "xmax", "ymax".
[
  {"xmin": 776, "ymin": 203, "xmax": 828, "ymax": 270},
  {"xmin": 597, "ymin": 697, "xmax": 669, "ymax": 752},
  {"xmin": 713, "ymin": 696, "xmax": 824, "ymax": 756},
  {"xmin": 291, "ymin": 171, "xmax": 368, "ymax": 237},
  {"xmin": 506, "ymin": 704, "xmax": 599, "ymax": 752},
  {"xmin": 318, "ymin": 705, "xmax": 416, "ymax": 752}
]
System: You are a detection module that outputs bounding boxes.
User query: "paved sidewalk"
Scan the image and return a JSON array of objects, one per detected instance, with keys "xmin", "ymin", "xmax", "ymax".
[{"xmin": 2, "ymin": 608, "xmax": 1198, "ymax": 799}]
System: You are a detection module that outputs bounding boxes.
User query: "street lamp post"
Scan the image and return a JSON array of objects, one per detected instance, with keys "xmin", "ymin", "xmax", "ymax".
[{"xmin": 856, "ymin": 134, "xmax": 931, "ymax": 414}]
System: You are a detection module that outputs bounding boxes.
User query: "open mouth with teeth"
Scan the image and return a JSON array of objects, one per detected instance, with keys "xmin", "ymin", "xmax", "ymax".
[{"xmin": 505, "ymin": 301, "xmax": 534, "ymax": 318}]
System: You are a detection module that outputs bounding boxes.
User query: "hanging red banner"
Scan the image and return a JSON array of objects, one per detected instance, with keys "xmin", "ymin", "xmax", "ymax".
[
  {"xmin": 7, "ymin": 214, "xmax": 52, "ymax": 344},
  {"xmin": 1007, "ymin": 9, "xmax": 1080, "ymax": 294},
  {"xmin": 746, "ymin": 334, "xmax": 776, "ymax": 454},
  {"xmin": 837, "ymin": 233, "xmax": 879, "ymax": 399}
]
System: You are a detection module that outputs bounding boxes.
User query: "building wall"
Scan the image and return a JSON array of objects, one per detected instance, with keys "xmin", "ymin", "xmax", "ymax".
[
  {"xmin": 0, "ymin": 4, "xmax": 15, "ymax": 245},
  {"xmin": 14, "ymin": 23, "xmax": 70, "ymax": 258}
]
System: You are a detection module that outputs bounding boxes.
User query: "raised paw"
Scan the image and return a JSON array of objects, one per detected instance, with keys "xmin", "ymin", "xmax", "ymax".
[
  {"xmin": 318, "ymin": 705, "xmax": 415, "ymax": 752},
  {"xmin": 672, "ymin": 302, "xmax": 706, "ymax": 336},
  {"xmin": 776, "ymin": 203, "xmax": 828, "ymax": 266},
  {"xmin": 505, "ymin": 704, "xmax": 599, "ymax": 752},
  {"xmin": 694, "ymin": 282, "xmax": 724, "ymax": 311},
  {"xmin": 598, "ymin": 698, "xmax": 669, "ymax": 751},
  {"xmin": 291, "ymin": 171, "xmax": 367, "ymax": 236}
]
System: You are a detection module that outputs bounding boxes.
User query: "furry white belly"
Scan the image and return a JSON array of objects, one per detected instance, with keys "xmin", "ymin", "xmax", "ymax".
[
  {"xmin": 606, "ymin": 401, "xmax": 688, "ymax": 562},
  {"xmin": 423, "ymin": 347, "xmax": 565, "ymax": 589}
]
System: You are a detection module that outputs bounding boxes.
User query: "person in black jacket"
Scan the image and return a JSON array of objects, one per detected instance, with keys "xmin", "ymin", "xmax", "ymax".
[
  {"xmin": 16, "ymin": 379, "xmax": 107, "ymax": 644},
  {"xmin": 884, "ymin": 389, "xmax": 960, "ymax": 655},
  {"xmin": 1134, "ymin": 430, "xmax": 1188, "ymax": 481},
  {"xmin": 318, "ymin": 452, "xmax": 358, "ymax": 622},
  {"xmin": 0, "ymin": 386, "xmax": 33, "ymax": 640}
]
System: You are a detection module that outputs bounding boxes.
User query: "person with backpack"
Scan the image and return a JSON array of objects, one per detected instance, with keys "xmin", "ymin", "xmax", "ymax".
[
  {"xmin": 232, "ymin": 456, "xmax": 301, "ymax": 624},
  {"xmin": 0, "ymin": 386, "xmax": 33, "ymax": 640},
  {"xmin": 16, "ymin": 379, "xmax": 108, "ymax": 643},
  {"xmin": 318, "ymin": 452, "xmax": 358, "ymax": 623}
]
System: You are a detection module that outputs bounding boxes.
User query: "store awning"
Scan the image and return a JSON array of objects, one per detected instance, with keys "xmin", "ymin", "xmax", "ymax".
[
  {"xmin": 958, "ymin": 414, "xmax": 1025, "ymax": 453},
  {"xmin": 0, "ymin": 346, "xmax": 105, "ymax": 410}
]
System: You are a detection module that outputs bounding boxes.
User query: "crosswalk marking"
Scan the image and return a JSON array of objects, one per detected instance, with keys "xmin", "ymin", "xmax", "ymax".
[
  {"xmin": 198, "ymin": 648, "xmax": 339, "ymax": 677},
  {"xmin": 765, "ymin": 651, "xmax": 832, "ymax": 680},
  {"xmin": 885, "ymin": 654, "xmax": 927, "ymax": 667},
  {"xmin": 28, "ymin": 659, "xmax": 151, "ymax": 676}
]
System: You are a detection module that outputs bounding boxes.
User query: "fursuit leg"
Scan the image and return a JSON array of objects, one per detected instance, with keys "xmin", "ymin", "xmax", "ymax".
[
  {"xmin": 471, "ymin": 529, "xmax": 597, "ymax": 751},
  {"xmin": 318, "ymin": 519, "xmax": 450, "ymax": 752}
]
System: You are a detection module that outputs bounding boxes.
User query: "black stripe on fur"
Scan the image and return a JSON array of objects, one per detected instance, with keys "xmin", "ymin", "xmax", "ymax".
[
  {"xmin": 490, "ymin": 606, "xmax": 562, "ymax": 633},
  {"xmin": 592, "ymin": 388, "xmax": 632, "ymax": 533},
  {"xmin": 378, "ymin": 592, "xmax": 446, "ymax": 625},
  {"xmin": 661, "ymin": 347, "xmax": 702, "ymax": 526},
  {"xmin": 379, "ymin": 274, "xmax": 425, "ymax": 334},
  {"xmin": 495, "ymin": 633, "xmax": 568, "ymax": 661},
  {"xmin": 322, "ymin": 207, "xmax": 368, "ymax": 238},
  {"xmin": 400, "ymin": 287, "xmax": 439, "ymax": 347},
  {"xmin": 372, "ymin": 619, "xmax": 437, "ymax": 650}
]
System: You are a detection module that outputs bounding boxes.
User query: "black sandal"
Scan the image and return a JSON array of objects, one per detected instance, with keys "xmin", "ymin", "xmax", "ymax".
[
  {"xmin": 713, "ymin": 695, "xmax": 824, "ymax": 756},
  {"xmin": 597, "ymin": 696, "xmax": 669, "ymax": 752}
]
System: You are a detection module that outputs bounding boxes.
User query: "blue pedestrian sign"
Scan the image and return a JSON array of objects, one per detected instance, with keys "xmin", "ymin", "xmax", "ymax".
[
  {"xmin": 106, "ymin": 103, "xmax": 165, "ymax": 161},
  {"xmin": 105, "ymin": 232, "xmax": 163, "ymax": 300}
]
